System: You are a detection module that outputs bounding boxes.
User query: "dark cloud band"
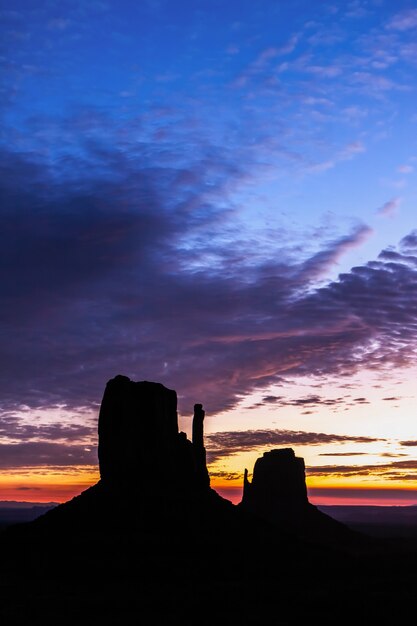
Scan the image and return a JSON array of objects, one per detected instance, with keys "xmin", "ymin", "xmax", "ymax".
[
  {"xmin": 205, "ymin": 429, "xmax": 383, "ymax": 463},
  {"xmin": 1, "ymin": 119, "xmax": 417, "ymax": 418}
]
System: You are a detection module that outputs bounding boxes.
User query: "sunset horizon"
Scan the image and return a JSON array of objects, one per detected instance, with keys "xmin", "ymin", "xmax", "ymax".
[
  {"xmin": 2, "ymin": 372, "xmax": 417, "ymax": 507},
  {"xmin": 3, "ymin": 3, "xmax": 417, "ymax": 623},
  {"xmin": 2, "ymin": 0, "xmax": 417, "ymax": 510}
]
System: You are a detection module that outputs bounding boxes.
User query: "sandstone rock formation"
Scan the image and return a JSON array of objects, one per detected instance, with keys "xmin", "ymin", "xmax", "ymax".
[
  {"xmin": 97, "ymin": 375, "xmax": 209, "ymax": 493},
  {"xmin": 240, "ymin": 448, "xmax": 353, "ymax": 541},
  {"xmin": 31, "ymin": 375, "xmax": 224, "ymax": 532},
  {"xmin": 28, "ymin": 376, "xmax": 353, "ymax": 545},
  {"xmin": 241, "ymin": 449, "xmax": 308, "ymax": 528},
  {"xmin": 191, "ymin": 402, "xmax": 210, "ymax": 490},
  {"xmin": 0, "ymin": 377, "xmax": 396, "ymax": 626}
]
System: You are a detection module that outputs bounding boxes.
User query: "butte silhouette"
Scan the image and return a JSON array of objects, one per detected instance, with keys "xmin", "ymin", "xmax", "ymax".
[
  {"xmin": 28, "ymin": 375, "xmax": 352, "ymax": 543},
  {"xmin": 3, "ymin": 375, "xmax": 387, "ymax": 626}
]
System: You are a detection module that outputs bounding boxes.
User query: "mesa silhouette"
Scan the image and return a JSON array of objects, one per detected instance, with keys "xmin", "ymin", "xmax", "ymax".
[
  {"xmin": 30, "ymin": 374, "xmax": 352, "ymax": 543},
  {"xmin": 4, "ymin": 375, "xmax": 413, "ymax": 626},
  {"xmin": 31, "ymin": 375, "xmax": 235, "ymax": 533}
]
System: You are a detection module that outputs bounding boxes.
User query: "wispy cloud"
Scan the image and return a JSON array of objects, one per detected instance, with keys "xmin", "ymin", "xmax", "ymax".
[
  {"xmin": 277, "ymin": 34, "xmax": 299, "ymax": 55},
  {"xmin": 387, "ymin": 9, "xmax": 417, "ymax": 32},
  {"xmin": 307, "ymin": 459, "xmax": 417, "ymax": 480},
  {"xmin": 250, "ymin": 393, "xmax": 372, "ymax": 412},
  {"xmin": 2, "ymin": 130, "xmax": 417, "ymax": 416},
  {"xmin": 0, "ymin": 417, "xmax": 94, "ymax": 444},
  {"xmin": 0, "ymin": 442, "xmax": 97, "ymax": 468},
  {"xmin": 231, "ymin": 46, "xmax": 280, "ymax": 88},
  {"xmin": 397, "ymin": 164, "xmax": 414, "ymax": 174},
  {"xmin": 376, "ymin": 197, "xmax": 401, "ymax": 217},
  {"xmin": 1, "ymin": 3, "xmax": 417, "ymax": 421},
  {"xmin": 206, "ymin": 429, "xmax": 383, "ymax": 463},
  {"xmin": 318, "ymin": 452, "xmax": 367, "ymax": 456},
  {"xmin": 305, "ymin": 141, "xmax": 366, "ymax": 174}
]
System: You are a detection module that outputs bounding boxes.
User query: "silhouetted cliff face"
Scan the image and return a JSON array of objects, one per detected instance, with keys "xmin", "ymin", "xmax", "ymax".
[
  {"xmin": 240, "ymin": 448, "xmax": 355, "ymax": 541},
  {"xmin": 30, "ymin": 375, "xmax": 219, "ymax": 532},
  {"xmin": 241, "ymin": 449, "xmax": 309, "ymax": 528},
  {"xmin": 24, "ymin": 377, "xmax": 354, "ymax": 545},
  {"xmin": 98, "ymin": 375, "xmax": 210, "ymax": 493}
]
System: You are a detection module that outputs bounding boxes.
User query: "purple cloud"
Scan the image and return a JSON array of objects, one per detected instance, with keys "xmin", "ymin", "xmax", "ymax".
[
  {"xmin": 387, "ymin": 9, "xmax": 417, "ymax": 31},
  {"xmin": 377, "ymin": 197, "xmax": 401, "ymax": 217},
  {"xmin": 1, "ymin": 112, "xmax": 417, "ymax": 419},
  {"xmin": 250, "ymin": 393, "xmax": 371, "ymax": 412},
  {"xmin": 307, "ymin": 459, "xmax": 417, "ymax": 478},
  {"xmin": 0, "ymin": 442, "xmax": 97, "ymax": 468},
  {"xmin": 400, "ymin": 231, "xmax": 417, "ymax": 252},
  {"xmin": 205, "ymin": 429, "xmax": 383, "ymax": 463},
  {"xmin": 0, "ymin": 417, "xmax": 94, "ymax": 443}
]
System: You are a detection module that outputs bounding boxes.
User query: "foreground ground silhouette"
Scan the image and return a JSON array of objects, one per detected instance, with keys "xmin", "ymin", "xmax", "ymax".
[{"xmin": 1, "ymin": 376, "xmax": 417, "ymax": 625}]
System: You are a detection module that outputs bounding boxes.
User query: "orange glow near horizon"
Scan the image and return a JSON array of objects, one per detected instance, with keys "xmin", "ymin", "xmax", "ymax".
[
  {"xmin": 2, "ymin": 366, "xmax": 417, "ymax": 507},
  {"xmin": 210, "ymin": 476, "xmax": 417, "ymax": 506},
  {"xmin": 0, "ymin": 468, "xmax": 99, "ymax": 503},
  {"xmin": 1, "ymin": 471, "xmax": 417, "ymax": 506},
  {"xmin": 213, "ymin": 483, "xmax": 417, "ymax": 506}
]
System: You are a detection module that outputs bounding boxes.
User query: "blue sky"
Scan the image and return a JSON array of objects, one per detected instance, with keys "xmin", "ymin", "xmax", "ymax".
[{"xmin": 2, "ymin": 0, "xmax": 417, "ymax": 503}]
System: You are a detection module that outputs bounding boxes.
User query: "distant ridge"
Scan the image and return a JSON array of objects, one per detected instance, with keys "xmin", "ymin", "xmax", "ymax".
[
  {"xmin": 0, "ymin": 501, "xmax": 59, "ymax": 509},
  {"xmin": 318, "ymin": 504, "xmax": 417, "ymax": 538},
  {"xmin": 0, "ymin": 503, "xmax": 58, "ymax": 528}
]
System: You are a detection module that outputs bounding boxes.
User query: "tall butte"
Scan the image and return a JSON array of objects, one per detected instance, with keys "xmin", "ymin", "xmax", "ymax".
[
  {"xmin": 29, "ymin": 375, "xmax": 227, "ymax": 532},
  {"xmin": 27, "ymin": 375, "xmax": 353, "ymax": 544},
  {"xmin": 240, "ymin": 448, "xmax": 354, "ymax": 542},
  {"xmin": 98, "ymin": 375, "xmax": 210, "ymax": 494}
]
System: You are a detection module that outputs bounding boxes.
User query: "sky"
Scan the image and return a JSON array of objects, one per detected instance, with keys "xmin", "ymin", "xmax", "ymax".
[{"xmin": 2, "ymin": 0, "xmax": 417, "ymax": 506}]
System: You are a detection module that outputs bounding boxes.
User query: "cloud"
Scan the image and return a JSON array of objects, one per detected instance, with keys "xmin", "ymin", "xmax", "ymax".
[
  {"xmin": 47, "ymin": 18, "xmax": 71, "ymax": 30},
  {"xmin": 1, "ymin": 105, "xmax": 417, "ymax": 419},
  {"xmin": 3, "ymin": 1, "xmax": 417, "ymax": 486},
  {"xmin": 207, "ymin": 470, "xmax": 242, "ymax": 481},
  {"xmin": 310, "ymin": 486, "xmax": 417, "ymax": 503},
  {"xmin": 380, "ymin": 452, "xmax": 408, "ymax": 458},
  {"xmin": 397, "ymin": 164, "xmax": 414, "ymax": 174},
  {"xmin": 305, "ymin": 141, "xmax": 367, "ymax": 175},
  {"xmin": 277, "ymin": 34, "xmax": 299, "ymax": 55},
  {"xmin": 0, "ymin": 418, "xmax": 95, "ymax": 444},
  {"xmin": 387, "ymin": 9, "xmax": 417, "ymax": 31},
  {"xmin": 251, "ymin": 393, "xmax": 371, "ymax": 412},
  {"xmin": 339, "ymin": 141, "xmax": 366, "ymax": 159},
  {"xmin": 400, "ymin": 230, "xmax": 417, "ymax": 251},
  {"xmin": 345, "ymin": 1, "xmax": 369, "ymax": 19},
  {"xmin": 0, "ymin": 442, "xmax": 97, "ymax": 468},
  {"xmin": 351, "ymin": 71, "xmax": 406, "ymax": 95},
  {"xmin": 205, "ymin": 429, "xmax": 383, "ymax": 463},
  {"xmin": 305, "ymin": 65, "xmax": 343, "ymax": 78},
  {"xmin": 318, "ymin": 452, "xmax": 367, "ymax": 456},
  {"xmin": 261, "ymin": 395, "xmax": 284, "ymax": 404},
  {"xmin": 297, "ymin": 224, "xmax": 372, "ymax": 280},
  {"xmin": 377, "ymin": 197, "xmax": 401, "ymax": 217},
  {"xmin": 231, "ymin": 46, "xmax": 280, "ymax": 87},
  {"xmin": 306, "ymin": 459, "xmax": 417, "ymax": 478}
]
